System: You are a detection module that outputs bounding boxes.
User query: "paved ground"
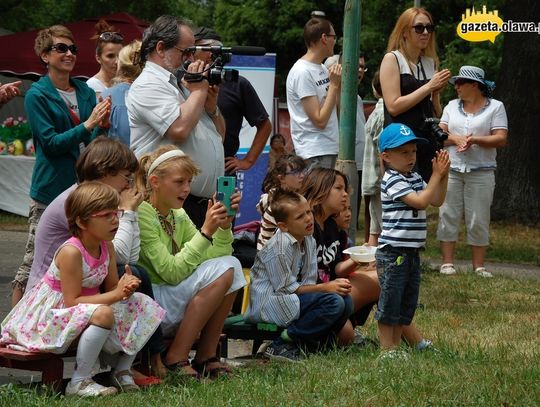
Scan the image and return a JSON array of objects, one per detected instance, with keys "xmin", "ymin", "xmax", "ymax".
[{"xmin": 0, "ymin": 228, "xmax": 538, "ymax": 386}]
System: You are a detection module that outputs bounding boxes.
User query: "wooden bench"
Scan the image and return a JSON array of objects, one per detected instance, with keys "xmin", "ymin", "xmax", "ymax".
[{"xmin": 0, "ymin": 346, "xmax": 76, "ymax": 391}]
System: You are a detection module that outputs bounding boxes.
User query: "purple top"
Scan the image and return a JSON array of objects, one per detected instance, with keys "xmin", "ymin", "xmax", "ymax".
[{"xmin": 26, "ymin": 185, "xmax": 75, "ymax": 291}]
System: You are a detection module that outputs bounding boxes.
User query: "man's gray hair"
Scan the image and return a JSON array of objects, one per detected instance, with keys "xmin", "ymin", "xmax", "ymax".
[{"xmin": 141, "ymin": 15, "xmax": 194, "ymax": 63}]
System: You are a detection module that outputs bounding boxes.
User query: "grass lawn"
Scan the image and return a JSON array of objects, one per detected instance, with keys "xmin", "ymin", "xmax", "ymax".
[{"xmin": 1, "ymin": 270, "xmax": 539, "ymax": 406}]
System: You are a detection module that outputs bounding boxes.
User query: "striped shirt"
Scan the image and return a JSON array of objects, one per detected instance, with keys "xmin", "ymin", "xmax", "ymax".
[
  {"xmin": 256, "ymin": 190, "xmax": 277, "ymax": 251},
  {"xmin": 379, "ymin": 169, "xmax": 427, "ymax": 248},
  {"xmin": 244, "ymin": 229, "xmax": 317, "ymax": 327}
]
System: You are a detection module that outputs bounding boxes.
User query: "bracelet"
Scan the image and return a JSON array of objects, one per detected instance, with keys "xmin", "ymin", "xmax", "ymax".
[
  {"xmin": 200, "ymin": 231, "xmax": 214, "ymax": 244},
  {"xmin": 207, "ymin": 106, "xmax": 220, "ymax": 119}
]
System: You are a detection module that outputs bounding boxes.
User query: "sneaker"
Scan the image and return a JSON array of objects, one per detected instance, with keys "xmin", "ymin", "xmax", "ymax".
[
  {"xmin": 264, "ymin": 340, "xmax": 302, "ymax": 362},
  {"xmin": 440, "ymin": 263, "xmax": 456, "ymax": 275},
  {"xmin": 65, "ymin": 378, "xmax": 118, "ymax": 397},
  {"xmin": 475, "ymin": 267, "xmax": 493, "ymax": 278},
  {"xmin": 415, "ymin": 339, "xmax": 440, "ymax": 353}
]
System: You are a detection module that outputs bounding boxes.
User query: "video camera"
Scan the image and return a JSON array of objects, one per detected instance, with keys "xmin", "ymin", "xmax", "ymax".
[
  {"xmin": 423, "ymin": 117, "xmax": 448, "ymax": 149},
  {"xmin": 180, "ymin": 45, "xmax": 266, "ymax": 86}
]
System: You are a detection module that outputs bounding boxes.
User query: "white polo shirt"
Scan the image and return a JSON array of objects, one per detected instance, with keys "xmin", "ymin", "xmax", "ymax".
[{"xmin": 127, "ymin": 61, "xmax": 224, "ymax": 197}]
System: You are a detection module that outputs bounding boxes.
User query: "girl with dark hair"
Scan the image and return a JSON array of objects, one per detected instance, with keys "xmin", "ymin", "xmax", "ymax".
[{"xmin": 257, "ymin": 154, "xmax": 307, "ymax": 250}]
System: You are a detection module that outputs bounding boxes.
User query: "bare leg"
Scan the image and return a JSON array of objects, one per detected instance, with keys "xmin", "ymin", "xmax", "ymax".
[
  {"xmin": 336, "ymin": 320, "xmax": 355, "ymax": 346},
  {"xmin": 10, "ymin": 283, "xmax": 24, "ymax": 308},
  {"xmin": 195, "ymin": 290, "xmax": 237, "ymax": 363},
  {"xmin": 378, "ymin": 322, "xmax": 402, "ymax": 350},
  {"xmin": 349, "ymin": 269, "xmax": 380, "ymax": 311},
  {"xmin": 440, "ymin": 241, "xmax": 456, "ymax": 265},
  {"xmin": 471, "ymin": 245, "xmax": 487, "ymax": 270},
  {"xmin": 164, "ymin": 270, "xmax": 234, "ymax": 372},
  {"xmin": 402, "ymin": 323, "xmax": 423, "ymax": 347}
]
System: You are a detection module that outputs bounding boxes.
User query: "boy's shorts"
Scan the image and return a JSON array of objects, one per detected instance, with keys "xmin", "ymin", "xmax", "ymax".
[{"xmin": 375, "ymin": 246, "xmax": 421, "ymax": 325}]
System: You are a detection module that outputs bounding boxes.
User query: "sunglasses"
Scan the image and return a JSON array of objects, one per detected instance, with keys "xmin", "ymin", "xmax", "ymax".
[
  {"xmin": 412, "ymin": 24, "xmax": 435, "ymax": 34},
  {"xmin": 99, "ymin": 32, "xmax": 124, "ymax": 43},
  {"xmin": 173, "ymin": 45, "xmax": 195, "ymax": 58},
  {"xmin": 50, "ymin": 43, "xmax": 78, "ymax": 55},
  {"xmin": 90, "ymin": 209, "xmax": 124, "ymax": 221}
]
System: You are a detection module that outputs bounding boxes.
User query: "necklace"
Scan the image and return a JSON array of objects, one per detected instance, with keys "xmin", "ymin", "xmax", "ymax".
[{"xmin": 148, "ymin": 201, "xmax": 180, "ymax": 255}]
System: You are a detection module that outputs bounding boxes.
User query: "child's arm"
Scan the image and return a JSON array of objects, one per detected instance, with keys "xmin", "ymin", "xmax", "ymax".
[
  {"xmin": 296, "ymin": 278, "xmax": 352, "ymax": 297},
  {"xmin": 59, "ymin": 243, "xmax": 139, "ymax": 308},
  {"xmin": 400, "ymin": 150, "xmax": 450, "ymax": 210},
  {"xmin": 335, "ymin": 259, "xmax": 359, "ymax": 278}
]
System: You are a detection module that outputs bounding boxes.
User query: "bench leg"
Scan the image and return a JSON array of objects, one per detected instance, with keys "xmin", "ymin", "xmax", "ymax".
[{"xmin": 39, "ymin": 358, "xmax": 64, "ymax": 392}]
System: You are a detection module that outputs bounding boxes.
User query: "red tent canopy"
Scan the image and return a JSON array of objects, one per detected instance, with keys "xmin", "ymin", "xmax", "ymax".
[{"xmin": 0, "ymin": 12, "xmax": 148, "ymax": 79}]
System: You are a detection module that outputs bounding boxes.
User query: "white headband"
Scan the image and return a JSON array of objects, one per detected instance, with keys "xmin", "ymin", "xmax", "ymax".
[{"xmin": 147, "ymin": 149, "xmax": 186, "ymax": 176}]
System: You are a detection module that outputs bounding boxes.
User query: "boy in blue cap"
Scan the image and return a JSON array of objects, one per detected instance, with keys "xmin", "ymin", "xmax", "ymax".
[{"xmin": 376, "ymin": 123, "xmax": 449, "ymax": 358}]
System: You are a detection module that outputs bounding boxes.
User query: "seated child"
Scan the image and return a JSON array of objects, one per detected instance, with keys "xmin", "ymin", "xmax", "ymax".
[
  {"xmin": 376, "ymin": 123, "xmax": 449, "ymax": 357},
  {"xmin": 1, "ymin": 182, "xmax": 165, "ymax": 396},
  {"xmin": 245, "ymin": 189, "xmax": 355, "ymax": 361},
  {"xmin": 257, "ymin": 154, "xmax": 307, "ymax": 250}
]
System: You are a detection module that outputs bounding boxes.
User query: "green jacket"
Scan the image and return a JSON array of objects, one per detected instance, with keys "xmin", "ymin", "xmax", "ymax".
[
  {"xmin": 25, "ymin": 75, "xmax": 97, "ymax": 205},
  {"xmin": 137, "ymin": 201, "xmax": 234, "ymax": 286}
]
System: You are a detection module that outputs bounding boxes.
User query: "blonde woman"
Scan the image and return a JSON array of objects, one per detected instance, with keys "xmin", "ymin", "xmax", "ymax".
[
  {"xmin": 380, "ymin": 7, "xmax": 451, "ymax": 181},
  {"xmin": 102, "ymin": 40, "xmax": 143, "ymax": 146}
]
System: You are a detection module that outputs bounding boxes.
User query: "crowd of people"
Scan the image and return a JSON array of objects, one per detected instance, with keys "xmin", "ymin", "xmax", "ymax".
[{"xmin": 0, "ymin": 6, "xmax": 508, "ymax": 397}]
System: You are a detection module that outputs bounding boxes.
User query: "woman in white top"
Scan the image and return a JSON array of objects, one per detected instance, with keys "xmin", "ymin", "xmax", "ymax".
[
  {"xmin": 86, "ymin": 20, "xmax": 124, "ymax": 98},
  {"xmin": 437, "ymin": 66, "xmax": 508, "ymax": 278},
  {"xmin": 379, "ymin": 7, "xmax": 451, "ymax": 181}
]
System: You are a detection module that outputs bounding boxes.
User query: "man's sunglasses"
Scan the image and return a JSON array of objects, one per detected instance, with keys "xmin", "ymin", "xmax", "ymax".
[
  {"xmin": 412, "ymin": 24, "xmax": 435, "ymax": 34},
  {"xmin": 49, "ymin": 43, "xmax": 78, "ymax": 55},
  {"xmin": 99, "ymin": 32, "xmax": 124, "ymax": 43}
]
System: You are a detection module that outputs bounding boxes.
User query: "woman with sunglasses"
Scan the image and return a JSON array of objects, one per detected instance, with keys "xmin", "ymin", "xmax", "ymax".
[
  {"xmin": 437, "ymin": 66, "xmax": 507, "ymax": 278},
  {"xmin": 11, "ymin": 25, "xmax": 111, "ymax": 306},
  {"xmin": 380, "ymin": 7, "xmax": 451, "ymax": 181},
  {"xmin": 87, "ymin": 20, "xmax": 124, "ymax": 98}
]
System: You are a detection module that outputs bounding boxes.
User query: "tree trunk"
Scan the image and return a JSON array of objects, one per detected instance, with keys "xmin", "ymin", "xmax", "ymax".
[{"xmin": 492, "ymin": 0, "xmax": 540, "ymax": 224}]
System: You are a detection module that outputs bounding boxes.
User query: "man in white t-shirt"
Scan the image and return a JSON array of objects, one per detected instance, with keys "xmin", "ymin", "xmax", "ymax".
[
  {"xmin": 126, "ymin": 15, "xmax": 226, "ymax": 228},
  {"xmin": 286, "ymin": 17, "xmax": 341, "ymax": 170}
]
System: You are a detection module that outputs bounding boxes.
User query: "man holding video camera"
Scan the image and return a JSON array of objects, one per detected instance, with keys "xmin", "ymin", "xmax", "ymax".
[
  {"xmin": 127, "ymin": 15, "xmax": 226, "ymax": 228},
  {"xmin": 193, "ymin": 27, "xmax": 272, "ymax": 175}
]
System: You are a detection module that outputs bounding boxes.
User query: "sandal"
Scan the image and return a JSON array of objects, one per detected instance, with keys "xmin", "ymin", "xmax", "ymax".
[
  {"xmin": 164, "ymin": 359, "xmax": 200, "ymax": 379},
  {"xmin": 440, "ymin": 263, "xmax": 456, "ymax": 275},
  {"xmin": 191, "ymin": 356, "xmax": 233, "ymax": 379},
  {"xmin": 133, "ymin": 375, "xmax": 162, "ymax": 387}
]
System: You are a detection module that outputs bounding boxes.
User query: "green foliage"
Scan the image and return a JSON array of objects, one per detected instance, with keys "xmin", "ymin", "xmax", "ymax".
[{"xmin": 0, "ymin": 0, "xmax": 505, "ymax": 102}]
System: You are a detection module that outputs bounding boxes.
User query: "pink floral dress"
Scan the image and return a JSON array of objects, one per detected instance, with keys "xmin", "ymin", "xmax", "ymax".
[{"xmin": 1, "ymin": 237, "xmax": 165, "ymax": 355}]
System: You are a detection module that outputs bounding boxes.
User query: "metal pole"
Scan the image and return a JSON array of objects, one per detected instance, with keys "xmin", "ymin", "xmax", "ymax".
[{"xmin": 336, "ymin": 0, "xmax": 361, "ymax": 242}]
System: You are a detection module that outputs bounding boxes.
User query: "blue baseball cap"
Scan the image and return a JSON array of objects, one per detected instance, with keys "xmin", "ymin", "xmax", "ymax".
[{"xmin": 378, "ymin": 123, "xmax": 429, "ymax": 153}]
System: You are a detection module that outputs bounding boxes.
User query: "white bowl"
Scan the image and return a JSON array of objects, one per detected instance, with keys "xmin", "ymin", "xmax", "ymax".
[{"xmin": 343, "ymin": 245, "xmax": 376, "ymax": 263}]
